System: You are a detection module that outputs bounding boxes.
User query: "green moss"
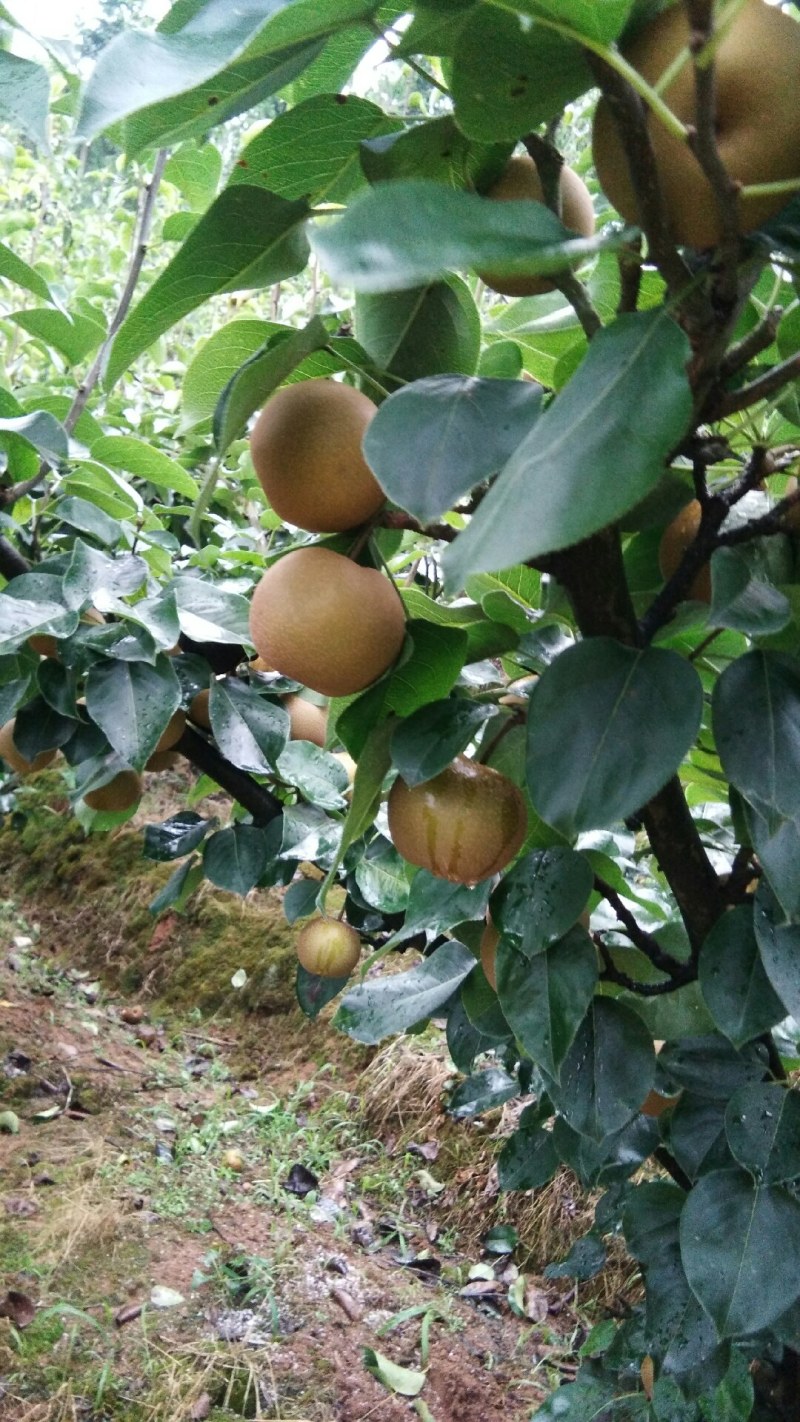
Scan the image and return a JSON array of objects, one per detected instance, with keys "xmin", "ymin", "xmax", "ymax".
[{"xmin": 0, "ymin": 780, "xmax": 298, "ymax": 1018}]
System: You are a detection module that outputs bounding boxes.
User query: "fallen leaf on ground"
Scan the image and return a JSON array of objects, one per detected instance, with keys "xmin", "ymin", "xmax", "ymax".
[{"xmin": 0, "ymin": 1290, "xmax": 36, "ymax": 1327}]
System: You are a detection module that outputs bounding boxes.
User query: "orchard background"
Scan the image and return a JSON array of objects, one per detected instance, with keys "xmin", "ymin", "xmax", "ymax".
[{"xmin": 1, "ymin": 1, "xmax": 800, "ymax": 1419}]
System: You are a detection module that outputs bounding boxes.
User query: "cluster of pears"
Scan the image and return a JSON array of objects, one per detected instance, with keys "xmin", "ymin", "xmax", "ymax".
[{"xmin": 248, "ymin": 379, "xmax": 405, "ymax": 697}]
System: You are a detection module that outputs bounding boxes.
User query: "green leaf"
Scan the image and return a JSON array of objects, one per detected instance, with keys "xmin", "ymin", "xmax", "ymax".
[
  {"xmin": 448, "ymin": 1066, "xmax": 519, "ymax": 1118},
  {"xmin": 355, "ymin": 276, "xmax": 481, "ymax": 386},
  {"xmin": 450, "ymin": 6, "xmax": 591, "ymax": 141},
  {"xmin": 753, "ymin": 883, "xmax": 800, "ymax": 1021},
  {"xmin": 385, "ymin": 622, "xmax": 468, "ymax": 718},
  {"xmin": 498, "ymin": 1111, "xmax": 560, "ymax": 1191},
  {"xmin": 708, "ymin": 546, "xmax": 791, "ymax": 636},
  {"xmin": 61, "ymin": 542, "xmax": 147, "ymax": 612},
  {"xmin": 106, "ymin": 187, "xmax": 310, "ymax": 386},
  {"xmin": 497, "ymin": 928, "xmax": 598, "ymax": 1080},
  {"xmin": 713, "ymin": 650, "xmax": 800, "ymax": 820},
  {"xmin": 163, "ymin": 140, "xmax": 222, "ymax": 210},
  {"xmin": 360, "ymin": 114, "xmax": 507, "ymax": 191},
  {"xmin": 213, "ymin": 316, "xmax": 330, "ymax": 454},
  {"xmin": 296, "ymin": 964, "xmax": 350, "ymax": 1019},
  {"xmin": 311, "ymin": 177, "xmax": 607, "ymax": 293},
  {"xmin": 55, "ymin": 496, "xmax": 122, "ymax": 547},
  {"xmin": 680, "ymin": 1167, "xmax": 800, "ymax": 1337},
  {"xmin": 663, "ymin": 1093, "xmax": 729, "ymax": 1183},
  {"xmin": 363, "ymin": 1348, "xmax": 426, "ymax": 1398},
  {"xmin": 390, "ymin": 698, "xmax": 494, "ymax": 788},
  {"xmin": 531, "ymin": 1379, "xmax": 622, "ymax": 1420},
  {"xmin": 491, "ymin": 848, "xmax": 593, "ymax": 955},
  {"xmin": 548, "ymin": 998, "xmax": 656, "ymax": 1142},
  {"xmin": 725, "ymin": 1084, "xmax": 800, "ymax": 1186},
  {"xmin": 699, "ymin": 905, "xmax": 786, "ymax": 1047},
  {"xmin": 744, "ymin": 799, "xmax": 800, "ymax": 921},
  {"xmin": 0, "ymin": 51, "xmax": 50, "ymax": 148},
  {"xmin": 179, "ymin": 317, "xmax": 276, "ymax": 430},
  {"xmin": 144, "ymin": 812, "xmax": 211, "ymax": 861},
  {"xmin": 335, "ymin": 719, "xmax": 395, "ymax": 863},
  {"xmin": 277, "ymin": 740, "xmax": 348, "ymax": 811},
  {"xmin": 658, "ymin": 1035, "xmax": 768, "ymax": 1102},
  {"xmin": 0, "ymin": 239, "xmax": 53, "ymax": 303},
  {"xmin": 0, "ymin": 412, "xmax": 68, "ymax": 466},
  {"xmin": 354, "ymin": 836, "xmax": 410, "ymax": 914},
  {"xmin": 9, "ymin": 308, "xmax": 105, "ymax": 366},
  {"xmin": 208, "ymin": 676, "xmax": 289, "ymax": 773},
  {"xmin": 334, "ymin": 938, "xmax": 476, "ymax": 1044},
  {"xmin": 544, "ymin": 1233, "xmax": 607, "ymax": 1281},
  {"xmin": 382, "ymin": 873, "xmax": 492, "ymax": 954},
  {"xmin": 229, "ymin": 93, "xmax": 401, "ymax": 202},
  {"xmin": 443, "ymin": 311, "xmax": 693, "ymax": 586},
  {"xmin": 173, "ymin": 577, "xmax": 251, "ymax": 644},
  {"xmin": 526, "ymin": 639, "xmax": 702, "ymax": 838},
  {"xmin": 76, "ymin": 0, "xmax": 353, "ymax": 147},
  {"xmin": 90, "ymin": 435, "xmax": 200, "ymax": 500},
  {"xmin": 518, "ymin": 1, "xmax": 634, "ymax": 43},
  {"xmin": 362, "ymin": 374, "xmax": 543, "ymax": 525},
  {"xmin": 203, "ymin": 824, "xmax": 270, "ymax": 895},
  {"xmin": 85, "ymin": 657, "xmax": 182, "ymax": 772}
]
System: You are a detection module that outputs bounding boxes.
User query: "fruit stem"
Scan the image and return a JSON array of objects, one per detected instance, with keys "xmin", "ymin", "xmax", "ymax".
[
  {"xmin": 188, "ymin": 453, "xmax": 222, "ymax": 548},
  {"xmin": 487, "ymin": 1, "xmax": 689, "ymax": 140},
  {"xmin": 322, "ymin": 345, "xmax": 393, "ymax": 402}
]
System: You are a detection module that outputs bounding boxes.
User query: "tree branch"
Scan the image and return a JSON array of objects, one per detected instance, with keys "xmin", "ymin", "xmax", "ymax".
[
  {"xmin": 174, "ymin": 727, "xmax": 283, "ymax": 826},
  {"xmin": 684, "ymin": 0, "xmax": 742, "ymax": 298},
  {"xmin": 597, "ymin": 940, "xmax": 693, "ymax": 996},
  {"xmin": 708, "ymin": 351, "xmax": 800, "ymax": 420},
  {"xmin": 593, "ymin": 875, "xmax": 688, "ymax": 979},
  {"xmin": 0, "ymin": 535, "xmax": 31, "ymax": 579}
]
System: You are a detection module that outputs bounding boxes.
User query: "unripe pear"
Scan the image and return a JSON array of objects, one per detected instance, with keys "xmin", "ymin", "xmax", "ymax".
[
  {"xmin": 154, "ymin": 710, "xmax": 186, "ymax": 753},
  {"xmin": 592, "ymin": 0, "xmax": 800, "ymax": 249},
  {"xmin": 477, "ymin": 155, "xmax": 595, "ymax": 297},
  {"xmin": 84, "ymin": 770, "xmax": 142, "ymax": 813},
  {"xmin": 0, "ymin": 719, "xmax": 57, "ymax": 776},
  {"xmin": 388, "ymin": 756, "xmax": 527, "ymax": 885},
  {"xmin": 249, "ymin": 546, "xmax": 406, "ymax": 698},
  {"xmin": 296, "ymin": 916, "xmax": 361, "ymax": 979},
  {"xmin": 189, "ymin": 689, "xmax": 212, "ymax": 729},
  {"xmin": 250, "ymin": 378, "xmax": 385, "ymax": 533},
  {"xmin": 284, "ymin": 695, "xmax": 328, "ymax": 747}
]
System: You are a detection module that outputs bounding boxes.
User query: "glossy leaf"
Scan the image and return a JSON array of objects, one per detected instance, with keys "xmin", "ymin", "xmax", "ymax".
[
  {"xmin": 359, "ymin": 114, "xmax": 506, "ymax": 190},
  {"xmin": 173, "ymin": 577, "xmax": 251, "ymax": 644},
  {"xmin": 725, "ymin": 1084, "xmax": 800, "ymax": 1186},
  {"xmin": 713, "ymin": 650, "xmax": 800, "ymax": 820},
  {"xmin": 208, "ymin": 676, "xmax": 289, "ymax": 773},
  {"xmin": 526, "ymin": 639, "xmax": 702, "ymax": 838},
  {"xmin": 680, "ymin": 1167, "xmax": 800, "ymax": 1337},
  {"xmin": 362, "ymin": 375, "xmax": 543, "ymax": 524},
  {"xmin": 385, "ymin": 622, "xmax": 467, "ymax": 718},
  {"xmin": 380, "ymin": 871, "xmax": 492, "ymax": 953},
  {"xmin": 497, "ymin": 928, "xmax": 597, "ymax": 1080},
  {"xmin": 448, "ymin": 1066, "xmax": 518, "ymax": 1118},
  {"xmin": 106, "ymin": 187, "xmax": 310, "ymax": 386},
  {"xmin": 85, "ymin": 656, "xmax": 181, "ymax": 771},
  {"xmin": 548, "ymin": 998, "xmax": 655, "ymax": 1142},
  {"xmin": 277, "ymin": 741, "xmax": 348, "ymax": 811},
  {"xmin": 0, "ymin": 241, "xmax": 52, "ymax": 303},
  {"xmin": 491, "ymin": 847, "xmax": 593, "ymax": 956},
  {"xmin": 353, "ymin": 836, "xmax": 410, "ymax": 914},
  {"xmin": 9, "ymin": 308, "xmax": 105, "ymax": 366},
  {"xmin": 699, "ymin": 905, "xmax": 786, "ymax": 1047},
  {"xmin": 202, "ymin": 823, "xmax": 270, "ymax": 895},
  {"xmin": 390, "ymin": 698, "xmax": 494, "ymax": 788},
  {"xmin": 334, "ymin": 938, "xmax": 476, "ymax": 1044},
  {"xmin": 498, "ymin": 1112, "xmax": 560, "ymax": 1191},
  {"xmin": 744, "ymin": 799, "xmax": 800, "ymax": 921},
  {"xmin": 312, "ymin": 177, "xmax": 607, "ymax": 293},
  {"xmin": 658, "ymin": 1035, "xmax": 768, "ymax": 1102},
  {"xmin": 443, "ymin": 312, "xmax": 693, "ymax": 586},
  {"xmin": 296, "ymin": 964, "xmax": 350, "ymax": 1020},
  {"xmin": 143, "ymin": 811, "xmax": 212, "ymax": 862},
  {"xmin": 753, "ymin": 883, "xmax": 800, "ymax": 1021}
]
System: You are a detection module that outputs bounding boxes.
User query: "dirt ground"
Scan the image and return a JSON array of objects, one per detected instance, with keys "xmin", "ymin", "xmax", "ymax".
[{"xmin": 0, "ymin": 874, "xmax": 606, "ymax": 1422}]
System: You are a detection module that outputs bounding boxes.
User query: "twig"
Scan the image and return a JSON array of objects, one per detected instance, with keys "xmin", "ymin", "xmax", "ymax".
[
  {"xmin": 616, "ymin": 236, "xmax": 643, "ymax": 315},
  {"xmin": 174, "ymin": 726, "xmax": 283, "ymax": 827},
  {"xmin": 709, "ymin": 351, "xmax": 800, "ymax": 419},
  {"xmin": 718, "ymin": 310, "xmax": 781, "ymax": 377},
  {"xmin": 684, "ymin": 0, "xmax": 741, "ymax": 293},
  {"xmin": 0, "ymin": 150, "xmax": 168, "ymax": 512},
  {"xmin": 552, "ymin": 270, "xmax": 603, "ymax": 341},
  {"xmin": 585, "ymin": 53, "xmax": 696, "ymax": 304},
  {"xmin": 378, "ymin": 510, "xmax": 459, "ymax": 543},
  {"xmin": 598, "ymin": 940, "xmax": 692, "ymax": 995},
  {"xmin": 593, "ymin": 876, "xmax": 688, "ymax": 979}
]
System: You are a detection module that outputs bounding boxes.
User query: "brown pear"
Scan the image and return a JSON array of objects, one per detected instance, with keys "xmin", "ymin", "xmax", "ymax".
[
  {"xmin": 477, "ymin": 154, "xmax": 596, "ymax": 297},
  {"xmin": 388, "ymin": 755, "xmax": 527, "ymax": 885}
]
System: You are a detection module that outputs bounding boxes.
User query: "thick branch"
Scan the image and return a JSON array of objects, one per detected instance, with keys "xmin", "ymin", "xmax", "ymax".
[
  {"xmin": 598, "ymin": 940, "xmax": 693, "ymax": 996},
  {"xmin": 174, "ymin": 727, "xmax": 283, "ymax": 827},
  {"xmin": 708, "ymin": 351, "xmax": 800, "ymax": 420}
]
